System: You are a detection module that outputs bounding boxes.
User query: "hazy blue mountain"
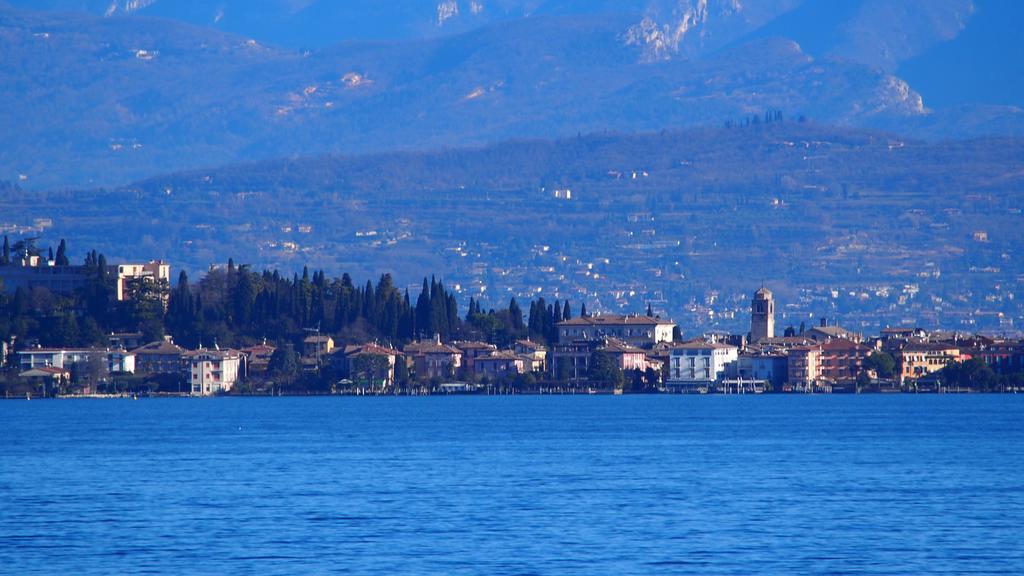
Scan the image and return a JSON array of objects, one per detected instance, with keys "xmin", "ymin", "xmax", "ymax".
[
  {"xmin": 1, "ymin": 0, "xmax": 1020, "ymax": 189},
  {"xmin": 0, "ymin": 4, "xmax": 932, "ymax": 189},
  {"xmin": 1, "ymin": 1, "xmax": 798, "ymax": 47},
  {"xmin": 898, "ymin": 0, "xmax": 1024, "ymax": 109}
]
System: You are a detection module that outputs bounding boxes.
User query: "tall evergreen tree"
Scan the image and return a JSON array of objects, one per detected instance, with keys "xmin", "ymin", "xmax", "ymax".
[
  {"xmin": 55, "ymin": 239, "xmax": 69, "ymax": 266},
  {"xmin": 509, "ymin": 298, "xmax": 524, "ymax": 333}
]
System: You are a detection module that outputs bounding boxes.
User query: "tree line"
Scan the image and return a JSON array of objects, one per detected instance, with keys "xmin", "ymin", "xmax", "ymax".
[{"xmin": 1, "ymin": 244, "xmax": 586, "ymax": 356}]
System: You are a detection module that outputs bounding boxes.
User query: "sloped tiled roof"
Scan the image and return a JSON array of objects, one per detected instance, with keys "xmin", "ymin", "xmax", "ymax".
[
  {"xmin": 131, "ymin": 340, "xmax": 184, "ymax": 356},
  {"xmin": 598, "ymin": 338, "xmax": 646, "ymax": 354},
  {"xmin": 404, "ymin": 340, "xmax": 462, "ymax": 355},
  {"xmin": 344, "ymin": 343, "xmax": 403, "ymax": 357},
  {"xmin": 558, "ymin": 314, "xmax": 673, "ymax": 327}
]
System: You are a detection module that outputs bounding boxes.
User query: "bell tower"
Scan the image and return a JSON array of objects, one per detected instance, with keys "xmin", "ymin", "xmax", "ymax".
[{"xmin": 751, "ymin": 287, "xmax": 775, "ymax": 343}]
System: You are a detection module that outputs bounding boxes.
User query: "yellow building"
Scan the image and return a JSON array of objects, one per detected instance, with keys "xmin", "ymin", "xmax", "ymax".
[{"xmin": 898, "ymin": 343, "xmax": 961, "ymax": 384}]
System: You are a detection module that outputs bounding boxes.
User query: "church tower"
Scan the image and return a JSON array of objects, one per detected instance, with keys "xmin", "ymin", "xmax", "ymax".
[{"xmin": 751, "ymin": 287, "xmax": 775, "ymax": 343}]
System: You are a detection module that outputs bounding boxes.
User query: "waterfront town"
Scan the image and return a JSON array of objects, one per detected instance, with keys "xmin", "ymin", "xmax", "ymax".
[{"xmin": 1, "ymin": 238, "xmax": 1022, "ymax": 397}]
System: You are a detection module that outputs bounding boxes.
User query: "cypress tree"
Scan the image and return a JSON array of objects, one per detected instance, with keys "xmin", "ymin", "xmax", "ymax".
[
  {"xmin": 55, "ymin": 239, "xmax": 69, "ymax": 266},
  {"xmin": 1, "ymin": 235, "xmax": 8, "ymax": 264},
  {"xmin": 562, "ymin": 300, "xmax": 571, "ymax": 321},
  {"xmin": 508, "ymin": 298, "xmax": 524, "ymax": 332},
  {"xmin": 415, "ymin": 278, "xmax": 430, "ymax": 339}
]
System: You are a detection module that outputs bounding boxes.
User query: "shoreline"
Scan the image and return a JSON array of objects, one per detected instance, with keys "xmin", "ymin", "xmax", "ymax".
[{"xmin": 4, "ymin": 389, "xmax": 1021, "ymax": 400}]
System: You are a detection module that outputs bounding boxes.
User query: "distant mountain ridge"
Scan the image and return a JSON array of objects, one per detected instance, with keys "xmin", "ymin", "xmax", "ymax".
[{"xmin": 0, "ymin": 0, "xmax": 1021, "ymax": 188}]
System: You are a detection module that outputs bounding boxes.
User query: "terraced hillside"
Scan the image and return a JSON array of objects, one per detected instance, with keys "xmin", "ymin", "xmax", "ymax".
[{"xmin": 6, "ymin": 122, "xmax": 1023, "ymax": 334}]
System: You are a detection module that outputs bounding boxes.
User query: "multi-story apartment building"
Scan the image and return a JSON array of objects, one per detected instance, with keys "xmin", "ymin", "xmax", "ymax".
[
  {"xmin": 667, "ymin": 341, "xmax": 738, "ymax": 387},
  {"xmin": 187, "ymin": 349, "xmax": 242, "ymax": 396},
  {"xmin": 787, "ymin": 345, "xmax": 823, "ymax": 388},
  {"xmin": 819, "ymin": 339, "xmax": 871, "ymax": 383}
]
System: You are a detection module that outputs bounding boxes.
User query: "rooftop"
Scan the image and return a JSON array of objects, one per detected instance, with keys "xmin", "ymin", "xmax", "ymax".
[
  {"xmin": 671, "ymin": 341, "xmax": 738, "ymax": 351},
  {"xmin": 403, "ymin": 340, "xmax": 462, "ymax": 355},
  {"xmin": 130, "ymin": 340, "xmax": 184, "ymax": 356},
  {"xmin": 344, "ymin": 343, "xmax": 403, "ymax": 357},
  {"xmin": 558, "ymin": 313, "xmax": 674, "ymax": 327}
]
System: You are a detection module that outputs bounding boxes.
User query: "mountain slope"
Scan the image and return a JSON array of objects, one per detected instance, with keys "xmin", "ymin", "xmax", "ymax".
[
  {"xmin": 8, "ymin": 123, "xmax": 1024, "ymax": 332},
  {"xmin": 0, "ymin": 5, "xmax": 930, "ymax": 188}
]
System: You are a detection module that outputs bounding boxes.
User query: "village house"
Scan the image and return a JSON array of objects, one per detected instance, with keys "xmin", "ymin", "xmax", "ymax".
[
  {"xmin": 513, "ymin": 339, "xmax": 547, "ymax": 372},
  {"xmin": 599, "ymin": 338, "xmax": 650, "ymax": 372},
  {"xmin": 337, "ymin": 343, "xmax": 404, "ymax": 387},
  {"xmin": 18, "ymin": 366, "xmax": 71, "ymax": 394},
  {"xmin": 302, "ymin": 335, "xmax": 335, "ymax": 360},
  {"xmin": 239, "ymin": 341, "xmax": 276, "ymax": 375},
  {"xmin": 897, "ymin": 342, "xmax": 961, "ymax": 384},
  {"xmin": 403, "ymin": 336, "xmax": 463, "ymax": 380},
  {"xmin": 186, "ymin": 348, "xmax": 243, "ymax": 396},
  {"xmin": 473, "ymin": 350, "xmax": 526, "ymax": 379},
  {"xmin": 454, "ymin": 341, "xmax": 497, "ymax": 373},
  {"xmin": 131, "ymin": 337, "xmax": 185, "ymax": 375}
]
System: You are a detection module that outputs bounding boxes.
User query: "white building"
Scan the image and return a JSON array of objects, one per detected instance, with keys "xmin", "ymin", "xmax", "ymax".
[
  {"xmin": 557, "ymin": 314, "xmax": 675, "ymax": 347},
  {"xmin": 17, "ymin": 348, "xmax": 135, "ymax": 374},
  {"xmin": 114, "ymin": 260, "xmax": 170, "ymax": 301},
  {"xmin": 667, "ymin": 341, "xmax": 738, "ymax": 387},
  {"xmin": 187, "ymin": 349, "xmax": 242, "ymax": 396}
]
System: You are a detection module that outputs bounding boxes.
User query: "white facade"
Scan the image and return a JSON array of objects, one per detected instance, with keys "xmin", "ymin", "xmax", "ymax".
[
  {"xmin": 17, "ymin": 348, "xmax": 135, "ymax": 374},
  {"xmin": 188, "ymin": 350, "xmax": 242, "ymax": 396},
  {"xmin": 557, "ymin": 314, "xmax": 675, "ymax": 347},
  {"xmin": 115, "ymin": 260, "xmax": 170, "ymax": 301},
  {"xmin": 668, "ymin": 343, "xmax": 738, "ymax": 384}
]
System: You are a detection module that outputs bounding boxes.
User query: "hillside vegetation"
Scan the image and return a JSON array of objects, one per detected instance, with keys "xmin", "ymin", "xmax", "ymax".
[{"xmin": 7, "ymin": 122, "xmax": 1023, "ymax": 332}]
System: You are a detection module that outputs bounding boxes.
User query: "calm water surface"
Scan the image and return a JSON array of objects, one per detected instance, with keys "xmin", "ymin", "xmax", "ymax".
[{"xmin": 1, "ymin": 396, "xmax": 1023, "ymax": 575}]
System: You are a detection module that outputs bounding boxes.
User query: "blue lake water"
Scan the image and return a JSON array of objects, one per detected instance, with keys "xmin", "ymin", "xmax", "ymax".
[{"xmin": 2, "ymin": 396, "xmax": 1023, "ymax": 575}]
